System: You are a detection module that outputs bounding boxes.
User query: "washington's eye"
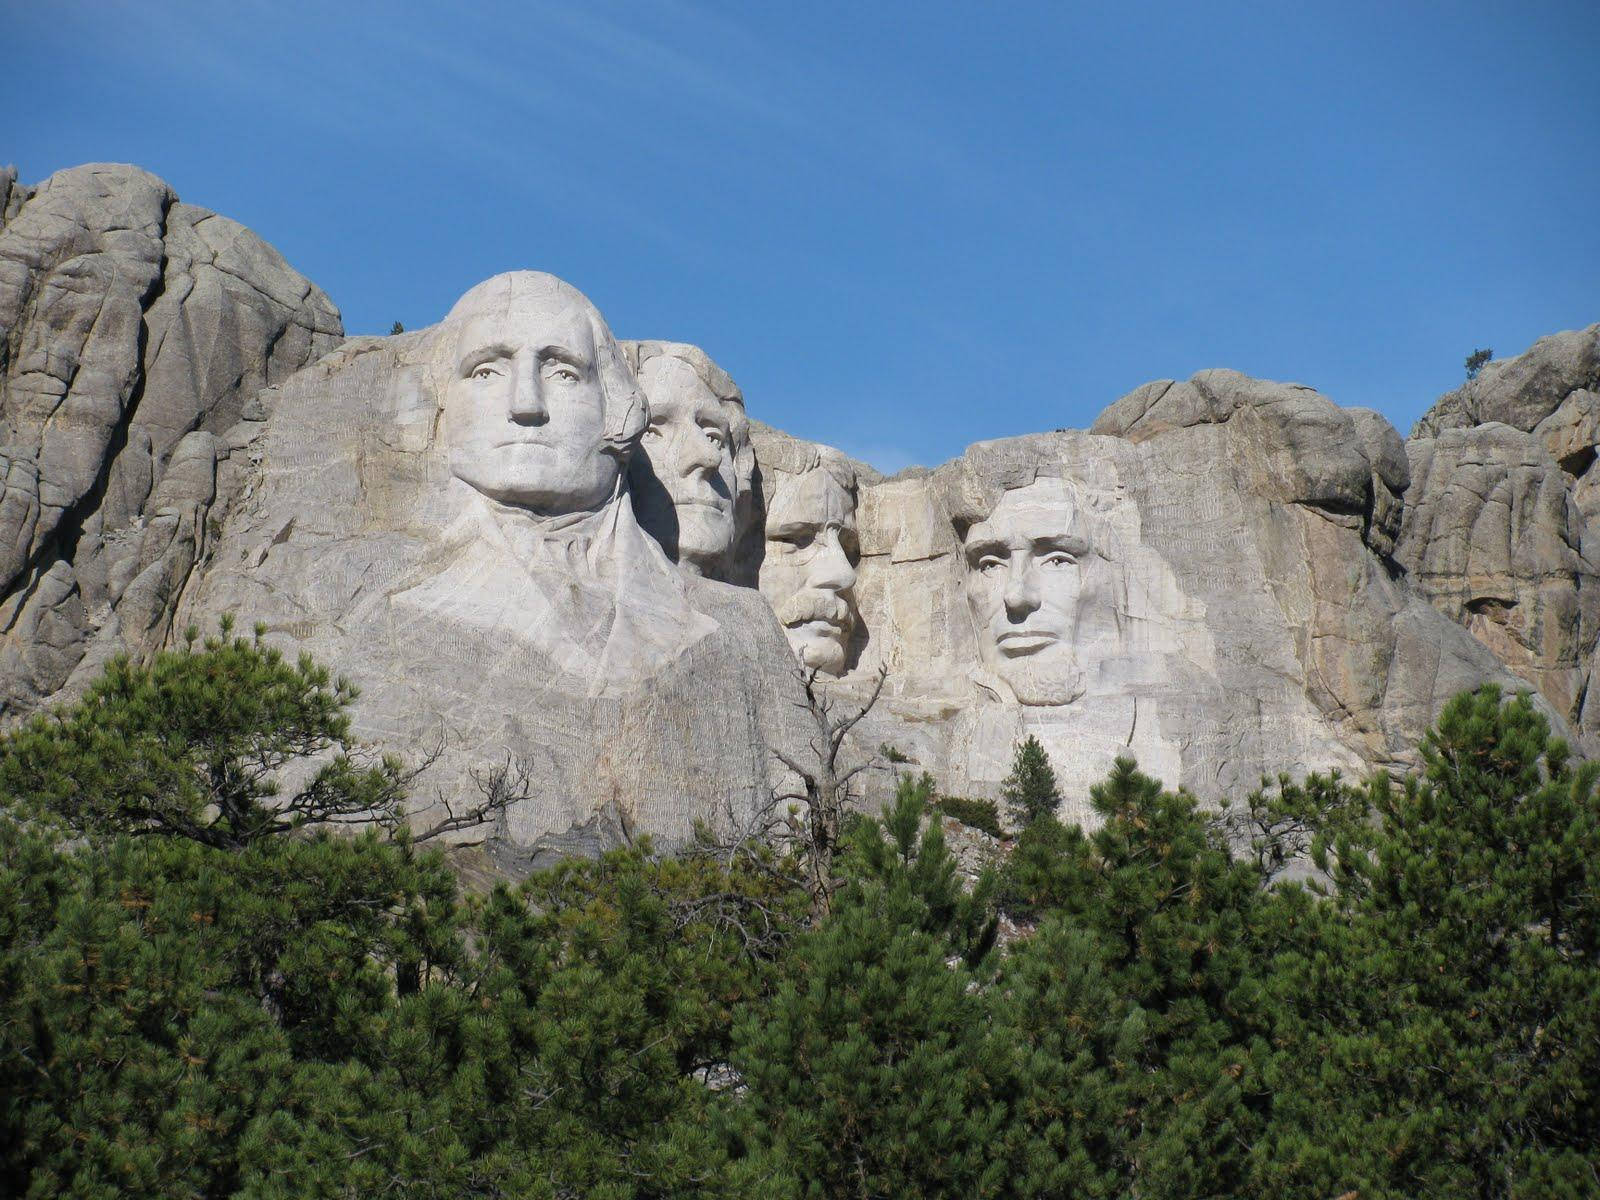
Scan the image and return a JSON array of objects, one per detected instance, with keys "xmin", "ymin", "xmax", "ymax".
[{"xmin": 544, "ymin": 363, "xmax": 581, "ymax": 384}]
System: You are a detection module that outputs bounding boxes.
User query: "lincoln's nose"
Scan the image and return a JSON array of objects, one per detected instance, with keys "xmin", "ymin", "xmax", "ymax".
[
  {"xmin": 1003, "ymin": 562, "xmax": 1041, "ymax": 619},
  {"xmin": 509, "ymin": 356, "xmax": 548, "ymax": 425}
]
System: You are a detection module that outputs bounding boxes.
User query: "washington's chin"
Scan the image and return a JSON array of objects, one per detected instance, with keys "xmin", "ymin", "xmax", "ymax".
[{"xmin": 452, "ymin": 461, "xmax": 619, "ymax": 514}]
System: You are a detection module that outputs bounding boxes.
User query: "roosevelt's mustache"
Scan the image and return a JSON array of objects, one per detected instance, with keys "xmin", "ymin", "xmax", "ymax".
[{"xmin": 777, "ymin": 589, "xmax": 853, "ymax": 630}]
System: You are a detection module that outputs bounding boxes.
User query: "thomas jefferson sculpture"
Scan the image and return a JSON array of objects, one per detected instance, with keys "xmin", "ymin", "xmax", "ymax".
[{"xmin": 624, "ymin": 341, "xmax": 752, "ymax": 580}]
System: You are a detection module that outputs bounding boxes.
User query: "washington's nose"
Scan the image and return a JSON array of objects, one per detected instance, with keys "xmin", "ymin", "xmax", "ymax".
[
  {"xmin": 1003, "ymin": 563, "xmax": 1041, "ymax": 619},
  {"xmin": 808, "ymin": 528, "xmax": 856, "ymax": 593},
  {"xmin": 509, "ymin": 356, "xmax": 547, "ymax": 424}
]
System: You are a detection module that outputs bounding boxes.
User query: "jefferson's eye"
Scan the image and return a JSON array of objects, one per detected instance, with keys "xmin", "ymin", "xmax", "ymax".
[
  {"xmin": 469, "ymin": 363, "xmax": 502, "ymax": 381},
  {"xmin": 703, "ymin": 427, "xmax": 726, "ymax": 447}
]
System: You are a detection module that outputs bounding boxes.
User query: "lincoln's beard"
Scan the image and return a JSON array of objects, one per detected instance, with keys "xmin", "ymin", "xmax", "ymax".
[{"xmin": 992, "ymin": 651, "xmax": 1085, "ymax": 707}]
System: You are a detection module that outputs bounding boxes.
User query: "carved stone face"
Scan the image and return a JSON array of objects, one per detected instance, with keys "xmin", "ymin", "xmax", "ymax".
[
  {"xmin": 443, "ymin": 277, "xmax": 619, "ymax": 515},
  {"xmin": 964, "ymin": 478, "xmax": 1091, "ymax": 706},
  {"xmin": 760, "ymin": 459, "xmax": 859, "ymax": 676},
  {"xmin": 633, "ymin": 355, "xmax": 738, "ymax": 574}
]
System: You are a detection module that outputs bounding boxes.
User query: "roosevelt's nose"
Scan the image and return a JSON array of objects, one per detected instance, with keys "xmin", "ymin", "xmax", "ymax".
[
  {"xmin": 1003, "ymin": 562, "xmax": 1041, "ymax": 619},
  {"xmin": 509, "ymin": 355, "xmax": 547, "ymax": 424},
  {"xmin": 807, "ymin": 528, "xmax": 856, "ymax": 593}
]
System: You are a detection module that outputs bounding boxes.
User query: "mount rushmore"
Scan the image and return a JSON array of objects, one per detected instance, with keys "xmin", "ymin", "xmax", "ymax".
[{"xmin": 3, "ymin": 163, "xmax": 1597, "ymax": 865}]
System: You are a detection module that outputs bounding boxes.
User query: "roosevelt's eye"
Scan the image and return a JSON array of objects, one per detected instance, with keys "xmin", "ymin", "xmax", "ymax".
[
  {"xmin": 976, "ymin": 556, "xmax": 1006, "ymax": 576},
  {"xmin": 642, "ymin": 424, "xmax": 664, "ymax": 441}
]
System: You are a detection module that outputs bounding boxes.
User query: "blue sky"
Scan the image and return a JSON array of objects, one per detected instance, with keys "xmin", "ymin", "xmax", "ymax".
[{"xmin": 6, "ymin": 0, "xmax": 1597, "ymax": 473}]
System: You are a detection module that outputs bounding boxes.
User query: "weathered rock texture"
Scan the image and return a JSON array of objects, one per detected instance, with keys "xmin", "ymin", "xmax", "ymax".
[
  {"xmin": 1, "ymin": 162, "xmax": 1591, "ymax": 849},
  {"xmin": 0, "ymin": 164, "xmax": 341, "ymax": 713},
  {"xmin": 785, "ymin": 370, "xmax": 1540, "ymax": 827},
  {"xmin": 1398, "ymin": 327, "xmax": 1600, "ymax": 733},
  {"xmin": 173, "ymin": 314, "xmax": 812, "ymax": 873}
]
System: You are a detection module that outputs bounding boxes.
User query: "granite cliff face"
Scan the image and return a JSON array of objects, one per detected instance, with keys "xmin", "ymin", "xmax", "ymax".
[
  {"xmin": 0, "ymin": 164, "xmax": 341, "ymax": 713},
  {"xmin": 1398, "ymin": 326, "xmax": 1600, "ymax": 734},
  {"xmin": 2, "ymin": 163, "xmax": 1592, "ymax": 859}
]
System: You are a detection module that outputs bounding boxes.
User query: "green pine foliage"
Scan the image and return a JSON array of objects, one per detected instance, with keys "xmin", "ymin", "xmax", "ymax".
[
  {"xmin": 1254, "ymin": 687, "xmax": 1600, "ymax": 1199},
  {"xmin": 1001, "ymin": 734, "xmax": 1062, "ymax": 829},
  {"xmin": 722, "ymin": 774, "xmax": 1005, "ymax": 1198},
  {"xmin": 2, "ymin": 636, "xmax": 1597, "ymax": 1198},
  {"xmin": 0, "ymin": 620, "xmax": 408, "ymax": 848}
]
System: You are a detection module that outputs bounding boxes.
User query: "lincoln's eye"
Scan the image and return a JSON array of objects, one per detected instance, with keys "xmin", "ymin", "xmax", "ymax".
[
  {"xmin": 1040, "ymin": 552, "xmax": 1076, "ymax": 568},
  {"xmin": 780, "ymin": 531, "xmax": 816, "ymax": 552}
]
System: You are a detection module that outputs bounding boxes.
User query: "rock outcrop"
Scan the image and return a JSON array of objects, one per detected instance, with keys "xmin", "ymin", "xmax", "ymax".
[
  {"xmin": 0, "ymin": 163, "xmax": 342, "ymax": 713},
  {"xmin": 791, "ymin": 370, "xmax": 1536, "ymax": 827},
  {"xmin": 1398, "ymin": 327, "xmax": 1600, "ymax": 732},
  {"xmin": 2, "ymin": 162, "xmax": 1591, "ymax": 854}
]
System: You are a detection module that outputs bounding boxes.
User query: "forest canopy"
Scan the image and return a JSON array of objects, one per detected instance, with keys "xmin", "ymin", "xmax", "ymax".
[{"xmin": 1, "ymin": 635, "xmax": 1597, "ymax": 1199}]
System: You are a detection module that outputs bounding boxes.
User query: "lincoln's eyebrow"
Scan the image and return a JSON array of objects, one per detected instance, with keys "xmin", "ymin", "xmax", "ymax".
[
  {"xmin": 964, "ymin": 537, "xmax": 1011, "ymax": 564},
  {"xmin": 1032, "ymin": 533, "xmax": 1090, "ymax": 555},
  {"xmin": 457, "ymin": 342, "xmax": 517, "ymax": 375}
]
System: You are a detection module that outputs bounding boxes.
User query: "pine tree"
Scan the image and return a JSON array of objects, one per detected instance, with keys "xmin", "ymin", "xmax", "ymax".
[
  {"xmin": 1256, "ymin": 687, "xmax": 1600, "ymax": 1199},
  {"xmin": 724, "ymin": 774, "xmax": 1006, "ymax": 1197},
  {"xmin": 0, "ymin": 619, "xmax": 412, "ymax": 848},
  {"xmin": 1002, "ymin": 734, "xmax": 1062, "ymax": 829}
]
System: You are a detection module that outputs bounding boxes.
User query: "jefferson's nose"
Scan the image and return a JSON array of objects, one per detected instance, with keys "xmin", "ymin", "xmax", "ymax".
[
  {"xmin": 680, "ymin": 426, "xmax": 722, "ymax": 475},
  {"xmin": 1003, "ymin": 562, "xmax": 1041, "ymax": 619},
  {"xmin": 807, "ymin": 528, "xmax": 856, "ymax": 593},
  {"xmin": 509, "ymin": 356, "xmax": 547, "ymax": 424}
]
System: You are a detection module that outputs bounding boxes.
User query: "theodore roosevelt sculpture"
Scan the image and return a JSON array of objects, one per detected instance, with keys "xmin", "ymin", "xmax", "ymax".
[
  {"xmin": 624, "ymin": 341, "xmax": 752, "ymax": 580},
  {"xmin": 391, "ymin": 271, "xmax": 714, "ymax": 692},
  {"xmin": 759, "ymin": 447, "xmax": 860, "ymax": 676},
  {"xmin": 963, "ymin": 476, "xmax": 1117, "ymax": 706}
]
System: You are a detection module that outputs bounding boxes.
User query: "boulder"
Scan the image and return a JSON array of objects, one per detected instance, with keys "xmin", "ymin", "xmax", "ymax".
[
  {"xmin": 0, "ymin": 164, "xmax": 341, "ymax": 713},
  {"xmin": 1398, "ymin": 327, "xmax": 1600, "ymax": 731}
]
